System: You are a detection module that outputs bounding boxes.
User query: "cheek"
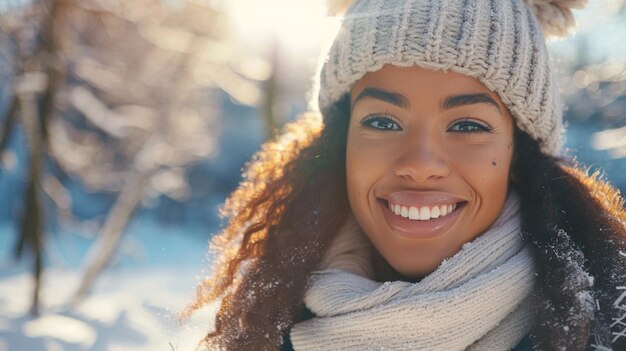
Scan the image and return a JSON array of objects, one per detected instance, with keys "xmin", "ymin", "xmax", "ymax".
[
  {"xmin": 454, "ymin": 146, "xmax": 511, "ymax": 185},
  {"xmin": 346, "ymin": 136, "xmax": 371, "ymax": 205},
  {"xmin": 450, "ymin": 138, "xmax": 513, "ymax": 220},
  {"xmin": 345, "ymin": 129, "xmax": 391, "ymax": 209}
]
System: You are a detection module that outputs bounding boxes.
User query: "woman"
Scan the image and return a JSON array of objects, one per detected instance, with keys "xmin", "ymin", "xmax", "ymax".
[{"xmin": 184, "ymin": 0, "xmax": 626, "ymax": 350}]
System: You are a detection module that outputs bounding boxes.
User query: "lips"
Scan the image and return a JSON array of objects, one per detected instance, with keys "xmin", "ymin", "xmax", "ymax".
[{"xmin": 378, "ymin": 191, "xmax": 467, "ymax": 238}]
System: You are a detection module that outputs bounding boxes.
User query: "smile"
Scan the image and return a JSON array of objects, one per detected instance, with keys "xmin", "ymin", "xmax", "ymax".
[
  {"xmin": 387, "ymin": 202, "xmax": 458, "ymax": 221},
  {"xmin": 378, "ymin": 196, "xmax": 467, "ymax": 239}
]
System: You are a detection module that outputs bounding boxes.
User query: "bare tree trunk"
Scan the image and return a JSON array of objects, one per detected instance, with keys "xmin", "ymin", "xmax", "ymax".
[
  {"xmin": 70, "ymin": 138, "xmax": 159, "ymax": 306},
  {"xmin": 13, "ymin": 0, "xmax": 63, "ymax": 315},
  {"xmin": 70, "ymin": 28, "xmax": 203, "ymax": 305},
  {"xmin": 17, "ymin": 85, "xmax": 46, "ymax": 316},
  {"xmin": 0, "ymin": 94, "xmax": 18, "ymax": 153},
  {"xmin": 262, "ymin": 40, "xmax": 279, "ymax": 140}
]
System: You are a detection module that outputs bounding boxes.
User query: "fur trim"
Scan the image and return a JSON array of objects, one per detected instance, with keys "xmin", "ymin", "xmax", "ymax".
[
  {"xmin": 326, "ymin": 0, "xmax": 353, "ymax": 16},
  {"xmin": 524, "ymin": 0, "xmax": 588, "ymax": 37}
]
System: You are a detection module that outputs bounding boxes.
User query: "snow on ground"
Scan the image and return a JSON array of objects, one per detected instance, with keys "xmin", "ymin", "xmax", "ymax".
[
  {"xmin": 0, "ymin": 219, "xmax": 219, "ymax": 351},
  {"xmin": 0, "ymin": 266, "xmax": 217, "ymax": 351}
]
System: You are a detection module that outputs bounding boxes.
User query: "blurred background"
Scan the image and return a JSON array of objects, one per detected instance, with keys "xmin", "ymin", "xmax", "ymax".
[{"xmin": 0, "ymin": 0, "xmax": 624, "ymax": 350}]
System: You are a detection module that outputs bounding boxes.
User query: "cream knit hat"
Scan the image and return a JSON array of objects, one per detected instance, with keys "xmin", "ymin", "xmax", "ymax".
[{"xmin": 317, "ymin": 0, "xmax": 587, "ymax": 155}]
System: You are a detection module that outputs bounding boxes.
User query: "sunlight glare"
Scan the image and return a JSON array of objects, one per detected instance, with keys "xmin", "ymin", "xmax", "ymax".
[{"xmin": 229, "ymin": 0, "xmax": 337, "ymax": 55}]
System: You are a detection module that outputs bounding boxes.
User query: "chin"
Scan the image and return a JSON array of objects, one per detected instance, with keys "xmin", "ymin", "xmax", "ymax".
[{"xmin": 382, "ymin": 254, "xmax": 444, "ymax": 281}]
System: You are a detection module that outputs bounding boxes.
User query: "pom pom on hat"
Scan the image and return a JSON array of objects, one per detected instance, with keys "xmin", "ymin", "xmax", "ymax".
[
  {"xmin": 523, "ymin": 0, "xmax": 587, "ymax": 37},
  {"xmin": 326, "ymin": 0, "xmax": 353, "ymax": 16}
]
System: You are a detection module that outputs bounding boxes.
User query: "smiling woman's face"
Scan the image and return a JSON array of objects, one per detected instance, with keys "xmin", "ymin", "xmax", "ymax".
[{"xmin": 346, "ymin": 65, "xmax": 515, "ymax": 279}]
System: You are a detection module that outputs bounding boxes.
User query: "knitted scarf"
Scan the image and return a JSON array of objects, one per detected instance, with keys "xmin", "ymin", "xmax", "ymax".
[{"xmin": 290, "ymin": 192, "xmax": 537, "ymax": 351}]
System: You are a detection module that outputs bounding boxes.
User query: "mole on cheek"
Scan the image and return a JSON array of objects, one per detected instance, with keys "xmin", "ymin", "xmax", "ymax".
[{"xmin": 492, "ymin": 160, "xmax": 497, "ymax": 166}]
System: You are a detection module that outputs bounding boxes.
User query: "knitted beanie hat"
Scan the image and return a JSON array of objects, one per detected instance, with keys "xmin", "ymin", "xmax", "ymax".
[{"xmin": 317, "ymin": 0, "xmax": 587, "ymax": 155}]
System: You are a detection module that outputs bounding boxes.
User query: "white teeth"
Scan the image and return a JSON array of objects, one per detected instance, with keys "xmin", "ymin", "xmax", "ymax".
[
  {"xmin": 387, "ymin": 201, "xmax": 459, "ymax": 221},
  {"xmin": 401, "ymin": 206, "xmax": 408, "ymax": 218},
  {"xmin": 431, "ymin": 206, "xmax": 440, "ymax": 218},
  {"xmin": 419, "ymin": 207, "xmax": 430, "ymax": 220},
  {"xmin": 408, "ymin": 207, "xmax": 419, "ymax": 220}
]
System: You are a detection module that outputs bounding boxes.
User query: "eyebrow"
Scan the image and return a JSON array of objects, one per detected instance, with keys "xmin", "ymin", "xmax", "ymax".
[
  {"xmin": 352, "ymin": 87, "xmax": 501, "ymax": 113},
  {"xmin": 353, "ymin": 87, "xmax": 409, "ymax": 108},
  {"xmin": 442, "ymin": 93, "xmax": 501, "ymax": 112}
]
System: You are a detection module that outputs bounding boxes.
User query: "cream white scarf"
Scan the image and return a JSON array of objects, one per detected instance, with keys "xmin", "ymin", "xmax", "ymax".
[{"xmin": 290, "ymin": 192, "xmax": 537, "ymax": 351}]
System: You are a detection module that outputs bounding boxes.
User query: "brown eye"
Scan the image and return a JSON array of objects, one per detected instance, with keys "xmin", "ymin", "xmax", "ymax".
[{"xmin": 361, "ymin": 115, "xmax": 402, "ymax": 131}]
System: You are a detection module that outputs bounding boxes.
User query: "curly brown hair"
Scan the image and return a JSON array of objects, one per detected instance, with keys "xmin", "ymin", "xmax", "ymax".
[
  {"xmin": 184, "ymin": 95, "xmax": 626, "ymax": 351},
  {"xmin": 181, "ymin": 96, "xmax": 352, "ymax": 350}
]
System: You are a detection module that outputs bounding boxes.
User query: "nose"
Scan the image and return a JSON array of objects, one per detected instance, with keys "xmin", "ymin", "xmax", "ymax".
[{"xmin": 392, "ymin": 133, "xmax": 451, "ymax": 183}]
